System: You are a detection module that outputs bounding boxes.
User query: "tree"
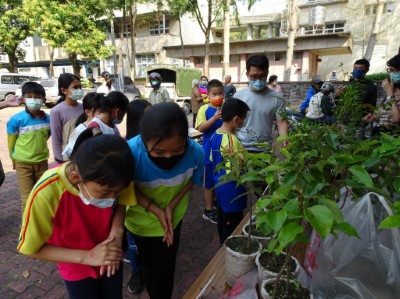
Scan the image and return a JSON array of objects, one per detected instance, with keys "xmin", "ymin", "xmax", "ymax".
[
  {"xmin": 23, "ymin": 0, "xmax": 114, "ymax": 76},
  {"xmin": 0, "ymin": 1, "xmax": 31, "ymax": 72},
  {"xmin": 283, "ymin": 0, "xmax": 299, "ymax": 81},
  {"xmin": 187, "ymin": 0, "xmax": 224, "ymax": 76}
]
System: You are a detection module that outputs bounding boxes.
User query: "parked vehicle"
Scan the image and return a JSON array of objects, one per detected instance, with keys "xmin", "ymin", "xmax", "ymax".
[
  {"xmin": 107, "ymin": 74, "xmax": 141, "ymax": 101},
  {"xmin": 0, "ymin": 73, "xmax": 41, "ymax": 101},
  {"xmin": 145, "ymin": 65, "xmax": 202, "ymax": 114},
  {"xmin": 16, "ymin": 78, "xmax": 97, "ymax": 108}
]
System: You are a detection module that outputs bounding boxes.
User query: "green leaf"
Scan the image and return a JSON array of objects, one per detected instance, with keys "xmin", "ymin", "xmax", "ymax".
[
  {"xmin": 279, "ymin": 147, "xmax": 291, "ymax": 159},
  {"xmin": 267, "ymin": 237, "xmax": 278, "ymax": 252},
  {"xmin": 335, "ymin": 221, "xmax": 360, "ymax": 238},
  {"xmin": 349, "ymin": 165, "xmax": 373, "ymax": 188},
  {"xmin": 379, "ymin": 215, "xmax": 400, "ymax": 228},
  {"xmin": 325, "ymin": 132, "xmax": 338, "ymax": 149},
  {"xmin": 284, "ymin": 198, "xmax": 299, "ymax": 219},
  {"xmin": 304, "ymin": 182, "xmax": 325, "ymax": 196},
  {"xmin": 305, "ymin": 205, "xmax": 334, "ymax": 238},
  {"xmin": 394, "ymin": 177, "xmax": 400, "ymax": 193},
  {"xmin": 283, "ymin": 171, "xmax": 298, "ymax": 186},
  {"xmin": 322, "ymin": 199, "xmax": 344, "ymax": 222},
  {"xmin": 275, "ymin": 222, "xmax": 304, "ymax": 253},
  {"xmin": 266, "ymin": 209, "xmax": 287, "ymax": 232},
  {"xmin": 265, "ymin": 172, "xmax": 276, "ymax": 185}
]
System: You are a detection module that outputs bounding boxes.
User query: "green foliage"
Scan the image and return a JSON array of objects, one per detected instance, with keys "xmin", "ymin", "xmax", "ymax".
[
  {"xmin": 365, "ymin": 72, "xmax": 388, "ymax": 81},
  {"xmin": 23, "ymin": 0, "xmax": 114, "ymax": 72}
]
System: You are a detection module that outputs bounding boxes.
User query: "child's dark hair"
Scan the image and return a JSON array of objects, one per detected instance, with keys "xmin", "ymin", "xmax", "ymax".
[
  {"xmin": 22, "ymin": 82, "xmax": 46, "ymax": 98},
  {"xmin": 70, "ymin": 127, "xmax": 134, "ymax": 187},
  {"xmin": 354, "ymin": 58, "xmax": 370, "ymax": 71},
  {"xmin": 246, "ymin": 55, "xmax": 269, "ymax": 72},
  {"xmin": 268, "ymin": 75, "xmax": 278, "ymax": 84},
  {"xmin": 57, "ymin": 73, "xmax": 80, "ymax": 104},
  {"xmin": 387, "ymin": 55, "xmax": 400, "ymax": 70},
  {"xmin": 207, "ymin": 79, "xmax": 224, "ymax": 92},
  {"xmin": 221, "ymin": 98, "xmax": 250, "ymax": 122},
  {"xmin": 75, "ymin": 93, "xmax": 104, "ymax": 127},
  {"xmin": 99, "ymin": 91, "xmax": 129, "ymax": 113},
  {"xmin": 141, "ymin": 102, "xmax": 188, "ymax": 145},
  {"xmin": 126, "ymin": 99, "xmax": 152, "ymax": 140}
]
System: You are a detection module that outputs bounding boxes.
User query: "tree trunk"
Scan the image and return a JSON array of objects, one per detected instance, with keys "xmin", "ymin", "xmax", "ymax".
[
  {"xmin": 222, "ymin": 1, "xmax": 230, "ymax": 79},
  {"xmin": 283, "ymin": 0, "xmax": 299, "ymax": 82},
  {"xmin": 6, "ymin": 49, "xmax": 18, "ymax": 73},
  {"xmin": 129, "ymin": 1, "xmax": 137, "ymax": 79},
  {"xmin": 178, "ymin": 18, "xmax": 185, "ymax": 66},
  {"xmin": 49, "ymin": 46, "xmax": 54, "ymax": 78},
  {"xmin": 204, "ymin": 29, "xmax": 210, "ymax": 77},
  {"xmin": 69, "ymin": 53, "xmax": 81, "ymax": 76},
  {"xmin": 364, "ymin": 0, "xmax": 384, "ymax": 60},
  {"xmin": 110, "ymin": 18, "xmax": 118, "ymax": 74}
]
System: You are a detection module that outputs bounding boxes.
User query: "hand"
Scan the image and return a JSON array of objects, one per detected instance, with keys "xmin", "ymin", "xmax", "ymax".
[
  {"xmin": 5, "ymin": 95, "xmax": 22, "ymax": 107},
  {"xmin": 85, "ymin": 236, "xmax": 124, "ymax": 269},
  {"xmin": 156, "ymin": 209, "xmax": 174, "ymax": 247},
  {"xmin": 362, "ymin": 113, "xmax": 377, "ymax": 123},
  {"xmin": 382, "ymin": 78, "xmax": 394, "ymax": 96},
  {"xmin": 164, "ymin": 205, "xmax": 175, "ymax": 246},
  {"xmin": 99, "ymin": 235, "xmax": 123, "ymax": 277},
  {"xmin": 336, "ymin": 85, "xmax": 346, "ymax": 97},
  {"xmin": 213, "ymin": 109, "xmax": 222, "ymax": 121}
]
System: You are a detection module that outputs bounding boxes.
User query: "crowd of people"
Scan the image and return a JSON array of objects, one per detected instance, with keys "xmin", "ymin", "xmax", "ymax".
[{"xmin": 0, "ymin": 52, "xmax": 399, "ymax": 299}]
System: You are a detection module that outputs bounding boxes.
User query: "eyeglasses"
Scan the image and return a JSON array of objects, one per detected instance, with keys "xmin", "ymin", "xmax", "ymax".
[
  {"xmin": 386, "ymin": 68, "xmax": 400, "ymax": 74},
  {"xmin": 248, "ymin": 74, "xmax": 268, "ymax": 81}
]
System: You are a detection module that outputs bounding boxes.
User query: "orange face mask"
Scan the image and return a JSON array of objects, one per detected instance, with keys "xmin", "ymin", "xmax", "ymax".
[{"xmin": 210, "ymin": 97, "xmax": 224, "ymax": 107}]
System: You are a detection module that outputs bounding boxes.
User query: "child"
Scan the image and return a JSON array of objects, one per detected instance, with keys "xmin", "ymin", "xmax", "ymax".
[
  {"xmin": 62, "ymin": 92, "xmax": 103, "ymax": 160},
  {"xmin": 306, "ymin": 82, "xmax": 336, "ymax": 124},
  {"xmin": 96, "ymin": 71, "xmax": 115, "ymax": 95},
  {"xmin": 17, "ymin": 128, "xmax": 136, "ymax": 299},
  {"xmin": 209, "ymin": 98, "xmax": 250, "ymax": 244},
  {"xmin": 50, "ymin": 73, "xmax": 84, "ymax": 163},
  {"xmin": 125, "ymin": 99, "xmax": 152, "ymax": 140},
  {"xmin": 7, "ymin": 82, "xmax": 51, "ymax": 213},
  {"xmin": 62, "ymin": 91, "xmax": 129, "ymax": 160},
  {"xmin": 125, "ymin": 102, "xmax": 204, "ymax": 298},
  {"xmin": 124, "ymin": 98, "xmax": 151, "ymax": 294},
  {"xmin": 195, "ymin": 79, "xmax": 224, "ymax": 224}
]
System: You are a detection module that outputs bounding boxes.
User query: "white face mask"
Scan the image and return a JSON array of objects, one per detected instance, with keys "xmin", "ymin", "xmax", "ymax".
[
  {"xmin": 70, "ymin": 89, "xmax": 84, "ymax": 101},
  {"xmin": 25, "ymin": 98, "xmax": 43, "ymax": 110},
  {"xmin": 78, "ymin": 181, "xmax": 116, "ymax": 209}
]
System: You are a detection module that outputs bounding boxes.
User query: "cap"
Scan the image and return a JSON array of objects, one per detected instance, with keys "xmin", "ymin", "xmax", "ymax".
[{"xmin": 149, "ymin": 72, "xmax": 162, "ymax": 80}]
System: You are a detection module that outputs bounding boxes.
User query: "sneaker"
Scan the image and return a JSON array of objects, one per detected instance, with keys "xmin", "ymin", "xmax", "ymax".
[
  {"xmin": 128, "ymin": 271, "xmax": 143, "ymax": 295},
  {"xmin": 203, "ymin": 209, "xmax": 218, "ymax": 224}
]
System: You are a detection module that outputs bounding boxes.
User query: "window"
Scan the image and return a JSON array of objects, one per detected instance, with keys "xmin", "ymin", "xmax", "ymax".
[
  {"xmin": 195, "ymin": 57, "xmax": 204, "ymax": 64},
  {"xmin": 324, "ymin": 23, "xmax": 345, "ymax": 33},
  {"xmin": 365, "ymin": 3, "xmax": 394, "ymax": 15},
  {"xmin": 14, "ymin": 76, "xmax": 29, "ymax": 85},
  {"xmin": 275, "ymin": 53, "xmax": 286, "ymax": 61},
  {"xmin": 230, "ymin": 55, "xmax": 240, "ymax": 63},
  {"xmin": 210, "ymin": 56, "xmax": 221, "ymax": 64},
  {"xmin": 115, "ymin": 22, "xmax": 131, "ymax": 37},
  {"xmin": 1, "ymin": 76, "xmax": 13, "ymax": 84},
  {"xmin": 150, "ymin": 18, "xmax": 169, "ymax": 35},
  {"xmin": 136, "ymin": 54, "xmax": 155, "ymax": 78},
  {"xmin": 294, "ymin": 52, "xmax": 303, "ymax": 60}
]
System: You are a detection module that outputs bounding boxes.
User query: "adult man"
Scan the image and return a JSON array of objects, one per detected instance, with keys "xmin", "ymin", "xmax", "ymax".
[
  {"xmin": 223, "ymin": 75, "xmax": 236, "ymax": 99},
  {"xmin": 148, "ymin": 72, "xmax": 170, "ymax": 105},
  {"xmin": 234, "ymin": 55, "xmax": 289, "ymax": 152},
  {"xmin": 299, "ymin": 76, "xmax": 323, "ymax": 116},
  {"xmin": 336, "ymin": 58, "xmax": 377, "ymax": 113}
]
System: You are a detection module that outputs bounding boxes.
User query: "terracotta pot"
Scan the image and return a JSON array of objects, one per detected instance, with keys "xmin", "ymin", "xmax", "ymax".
[{"xmin": 224, "ymin": 235, "xmax": 262, "ymax": 287}]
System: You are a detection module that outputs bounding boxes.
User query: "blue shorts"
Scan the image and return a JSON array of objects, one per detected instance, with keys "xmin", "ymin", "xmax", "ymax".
[{"xmin": 204, "ymin": 164, "xmax": 214, "ymax": 189}]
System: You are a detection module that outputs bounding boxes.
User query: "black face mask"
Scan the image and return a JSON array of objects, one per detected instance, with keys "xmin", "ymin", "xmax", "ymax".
[{"xmin": 148, "ymin": 153, "xmax": 185, "ymax": 170}]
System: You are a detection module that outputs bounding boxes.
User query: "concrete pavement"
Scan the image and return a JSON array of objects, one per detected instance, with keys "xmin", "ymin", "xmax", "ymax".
[{"xmin": 0, "ymin": 106, "xmax": 220, "ymax": 298}]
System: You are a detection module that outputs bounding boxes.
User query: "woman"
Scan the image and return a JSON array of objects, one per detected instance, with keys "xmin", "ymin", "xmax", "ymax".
[
  {"xmin": 97, "ymin": 71, "xmax": 115, "ymax": 95},
  {"xmin": 190, "ymin": 79, "xmax": 204, "ymax": 128}
]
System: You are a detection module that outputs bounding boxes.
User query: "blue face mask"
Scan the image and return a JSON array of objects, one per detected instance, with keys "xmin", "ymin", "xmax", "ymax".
[
  {"xmin": 352, "ymin": 69, "xmax": 366, "ymax": 79},
  {"xmin": 249, "ymin": 79, "xmax": 267, "ymax": 91},
  {"xmin": 390, "ymin": 72, "xmax": 400, "ymax": 84}
]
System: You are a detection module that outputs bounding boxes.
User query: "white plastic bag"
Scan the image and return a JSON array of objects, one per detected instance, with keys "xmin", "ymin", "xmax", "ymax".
[
  {"xmin": 221, "ymin": 269, "xmax": 258, "ymax": 299},
  {"xmin": 310, "ymin": 192, "xmax": 400, "ymax": 299}
]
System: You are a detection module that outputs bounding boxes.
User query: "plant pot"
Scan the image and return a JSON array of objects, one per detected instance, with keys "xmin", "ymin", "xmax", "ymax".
[
  {"xmin": 255, "ymin": 251, "xmax": 300, "ymax": 284},
  {"xmin": 242, "ymin": 221, "xmax": 270, "ymax": 248},
  {"xmin": 261, "ymin": 278, "xmax": 313, "ymax": 299},
  {"xmin": 224, "ymin": 235, "xmax": 262, "ymax": 287}
]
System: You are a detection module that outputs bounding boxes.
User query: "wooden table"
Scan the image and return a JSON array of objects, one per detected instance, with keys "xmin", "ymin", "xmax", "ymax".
[{"xmin": 183, "ymin": 211, "xmax": 252, "ymax": 298}]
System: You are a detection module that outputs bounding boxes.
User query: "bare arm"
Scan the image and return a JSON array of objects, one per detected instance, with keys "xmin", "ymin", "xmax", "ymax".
[
  {"xmin": 0, "ymin": 95, "xmax": 21, "ymax": 109},
  {"xmin": 276, "ymin": 116, "xmax": 289, "ymax": 146},
  {"xmin": 197, "ymin": 109, "xmax": 221, "ymax": 132}
]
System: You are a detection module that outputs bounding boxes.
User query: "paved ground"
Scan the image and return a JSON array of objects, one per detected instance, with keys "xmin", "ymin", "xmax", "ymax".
[{"xmin": 0, "ymin": 106, "xmax": 220, "ymax": 298}]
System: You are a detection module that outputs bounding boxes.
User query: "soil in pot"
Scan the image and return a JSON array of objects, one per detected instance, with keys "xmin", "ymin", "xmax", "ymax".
[
  {"xmin": 264, "ymin": 280, "xmax": 310, "ymax": 299},
  {"xmin": 259, "ymin": 251, "xmax": 296, "ymax": 274},
  {"xmin": 225, "ymin": 236, "xmax": 260, "ymax": 254}
]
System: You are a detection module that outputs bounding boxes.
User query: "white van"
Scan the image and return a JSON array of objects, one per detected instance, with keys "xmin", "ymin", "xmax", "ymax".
[{"xmin": 0, "ymin": 73, "xmax": 40, "ymax": 100}]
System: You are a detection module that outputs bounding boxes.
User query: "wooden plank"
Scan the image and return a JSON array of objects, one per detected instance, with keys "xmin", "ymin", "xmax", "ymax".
[{"xmin": 183, "ymin": 211, "xmax": 252, "ymax": 298}]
